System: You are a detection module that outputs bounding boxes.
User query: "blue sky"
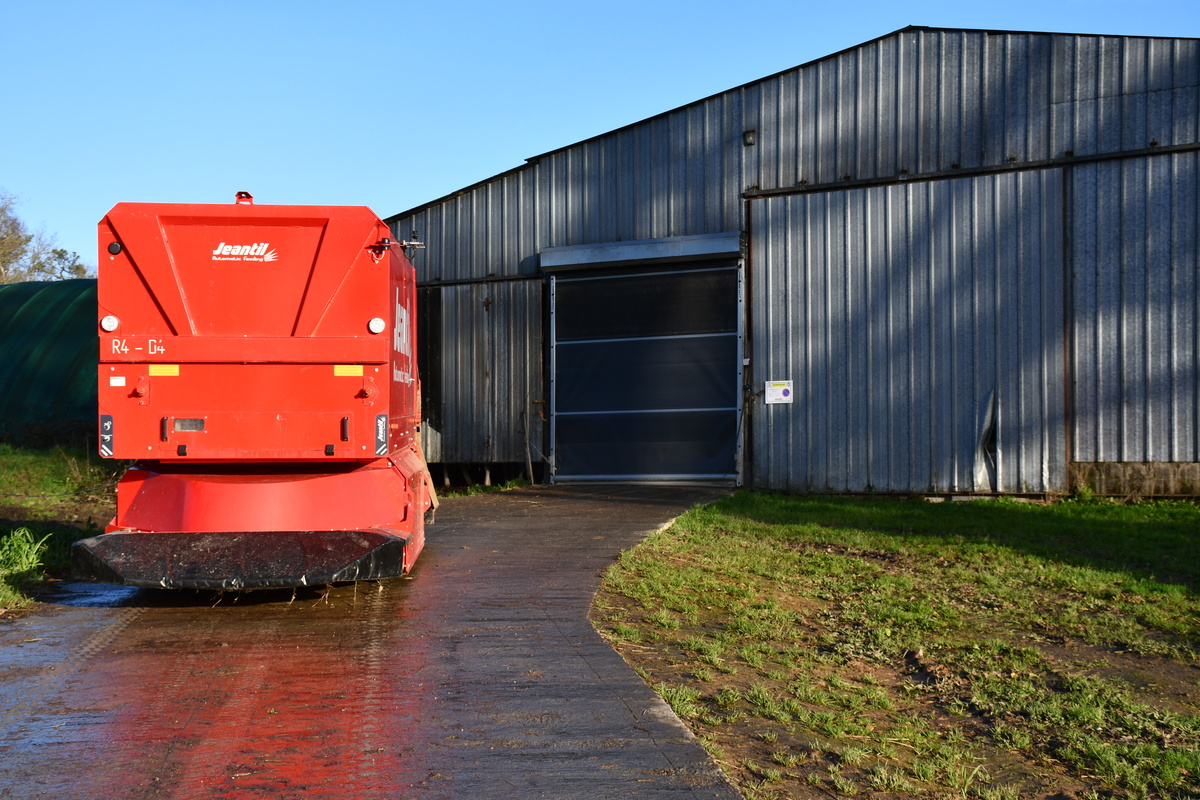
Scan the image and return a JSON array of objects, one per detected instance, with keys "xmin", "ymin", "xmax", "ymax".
[{"xmin": 3, "ymin": 0, "xmax": 1197, "ymax": 265}]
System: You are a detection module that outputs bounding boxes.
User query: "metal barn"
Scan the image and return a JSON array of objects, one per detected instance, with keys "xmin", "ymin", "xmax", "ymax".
[{"xmin": 389, "ymin": 26, "xmax": 1200, "ymax": 495}]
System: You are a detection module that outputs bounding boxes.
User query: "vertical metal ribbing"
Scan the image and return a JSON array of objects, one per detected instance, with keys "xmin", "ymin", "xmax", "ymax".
[
  {"xmin": 382, "ymin": 30, "xmax": 1198, "ymax": 480},
  {"xmin": 736, "ymin": 260, "xmax": 747, "ymax": 487},
  {"xmin": 548, "ymin": 275, "xmax": 557, "ymax": 482}
]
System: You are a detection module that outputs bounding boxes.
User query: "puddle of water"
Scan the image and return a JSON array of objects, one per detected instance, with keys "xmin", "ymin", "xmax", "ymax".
[
  {"xmin": 33, "ymin": 580, "xmax": 394, "ymax": 610},
  {"xmin": 33, "ymin": 581, "xmax": 143, "ymax": 608},
  {"xmin": 2, "ymin": 579, "xmax": 432, "ymax": 799}
]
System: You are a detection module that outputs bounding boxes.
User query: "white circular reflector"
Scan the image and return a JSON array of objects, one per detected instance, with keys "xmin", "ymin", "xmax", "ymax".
[
  {"xmin": 100, "ymin": 315, "xmax": 120, "ymax": 332},
  {"xmin": 368, "ymin": 317, "xmax": 386, "ymax": 334}
]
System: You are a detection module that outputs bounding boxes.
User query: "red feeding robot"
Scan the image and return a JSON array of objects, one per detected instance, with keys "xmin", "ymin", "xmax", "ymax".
[{"xmin": 73, "ymin": 194, "xmax": 435, "ymax": 589}]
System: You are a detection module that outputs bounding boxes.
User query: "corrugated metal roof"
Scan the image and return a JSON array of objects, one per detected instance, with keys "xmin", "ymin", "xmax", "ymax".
[
  {"xmin": 392, "ymin": 28, "xmax": 1199, "ymax": 285},
  {"xmin": 390, "ymin": 26, "xmax": 1199, "ymax": 222},
  {"xmin": 0, "ymin": 279, "xmax": 97, "ymax": 428}
]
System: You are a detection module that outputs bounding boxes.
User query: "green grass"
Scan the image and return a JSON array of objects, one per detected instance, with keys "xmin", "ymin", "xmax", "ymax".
[
  {"xmin": 0, "ymin": 442, "xmax": 114, "ymax": 504},
  {"xmin": 0, "ymin": 443, "xmax": 118, "ymax": 609},
  {"xmin": 0, "ymin": 528, "xmax": 51, "ymax": 607},
  {"xmin": 438, "ymin": 476, "xmax": 529, "ymax": 497},
  {"xmin": 594, "ymin": 491, "xmax": 1200, "ymax": 800}
]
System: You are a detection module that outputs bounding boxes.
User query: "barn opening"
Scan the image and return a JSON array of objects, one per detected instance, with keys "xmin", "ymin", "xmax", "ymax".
[{"xmin": 543, "ymin": 233, "xmax": 744, "ymax": 484}]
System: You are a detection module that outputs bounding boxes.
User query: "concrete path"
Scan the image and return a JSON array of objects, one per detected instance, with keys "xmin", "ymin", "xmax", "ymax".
[{"xmin": 0, "ymin": 485, "xmax": 741, "ymax": 799}]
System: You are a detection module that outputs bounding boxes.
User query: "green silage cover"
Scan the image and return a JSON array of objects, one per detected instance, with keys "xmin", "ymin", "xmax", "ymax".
[{"xmin": 0, "ymin": 279, "xmax": 97, "ymax": 426}]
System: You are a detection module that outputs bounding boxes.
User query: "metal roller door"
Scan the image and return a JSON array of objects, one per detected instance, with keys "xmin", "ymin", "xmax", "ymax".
[{"xmin": 550, "ymin": 265, "xmax": 742, "ymax": 482}]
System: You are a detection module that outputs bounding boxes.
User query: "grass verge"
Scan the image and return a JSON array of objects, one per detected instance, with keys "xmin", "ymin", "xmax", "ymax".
[
  {"xmin": 0, "ymin": 443, "xmax": 118, "ymax": 610},
  {"xmin": 593, "ymin": 492, "xmax": 1200, "ymax": 799},
  {"xmin": 0, "ymin": 528, "xmax": 52, "ymax": 608}
]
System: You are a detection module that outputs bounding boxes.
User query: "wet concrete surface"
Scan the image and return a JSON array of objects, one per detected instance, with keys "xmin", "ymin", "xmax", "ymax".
[{"xmin": 0, "ymin": 485, "xmax": 741, "ymax": 799}]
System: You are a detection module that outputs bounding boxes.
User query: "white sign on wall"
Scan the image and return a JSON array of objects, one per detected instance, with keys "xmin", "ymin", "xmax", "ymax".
[{"xmin": 765, "ymin": 380, "xmax": 793, "ymax": 404}]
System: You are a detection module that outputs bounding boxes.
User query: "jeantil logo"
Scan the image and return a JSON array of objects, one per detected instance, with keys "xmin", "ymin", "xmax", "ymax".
[
  {"xmin": 210, "ymin": 242, "xmax": 278, "ymax": 262},
  {"xmin": 375, "ymin": 414, "xmax": 389, "ymax": 455}
]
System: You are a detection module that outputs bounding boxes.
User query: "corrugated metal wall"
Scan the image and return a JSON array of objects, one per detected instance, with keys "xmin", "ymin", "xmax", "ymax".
[
  {"xmin": 417, "ymin": 279, "xmax": 544, "ymax": 463},
  {"xmin": 389, "ymin": 27, "xmax": 1200, "ymax": 489},
  {"xmin": 394, "ymin": 95, "xmax": 749, "ymax": 279},
  {"xmin": 398, "ymin": 31, "xmax": 1198, "ymax": 279},
  {"xmin": 744, "ymin": 31, "xmax": 1199, "ymax": 187},
  {"xmin": 1072, "ymin": 151, "xmax": 1200, "ymax": 464},
  {"xmin": 750, "ymin": 171, "xmax": 1067, "ymax": 493},
  {"xmin": 399, "ymin": 171, "xmax": 544, "ymax": 283}
]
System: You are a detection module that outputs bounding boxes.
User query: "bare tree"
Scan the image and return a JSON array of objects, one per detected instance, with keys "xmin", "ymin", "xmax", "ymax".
[{"xmin": 0, "ymin": 191, "xmax": 90, "ymax": 284}]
